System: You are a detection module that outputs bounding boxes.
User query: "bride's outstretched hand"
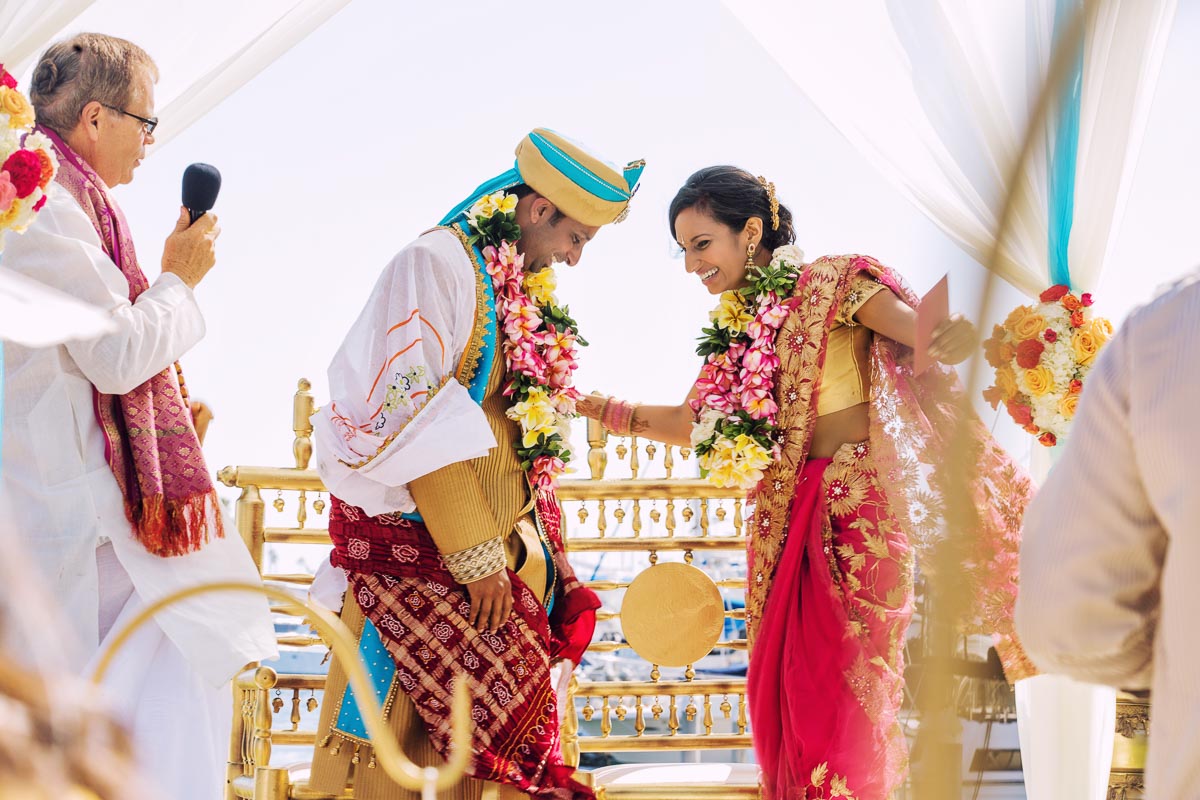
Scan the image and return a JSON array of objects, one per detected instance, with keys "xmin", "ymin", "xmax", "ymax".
[
  {"xmin": 929, "ymin": 314, "xmax": 978, "ymax": 365},
  {"xmin": 576, "ymin": 394, "xmax": 605, "ymax": 420}
]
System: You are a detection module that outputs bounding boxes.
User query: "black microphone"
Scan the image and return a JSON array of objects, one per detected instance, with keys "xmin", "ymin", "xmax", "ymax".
[{"xmin": 182, "ymin": 163, "xmax": 221, "ymax": 225}]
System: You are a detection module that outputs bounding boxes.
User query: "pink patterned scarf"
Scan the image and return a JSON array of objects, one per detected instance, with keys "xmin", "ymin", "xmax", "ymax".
[{"xmin": 40, "ymin": 126, "xmax": 221, "ymax": 556}]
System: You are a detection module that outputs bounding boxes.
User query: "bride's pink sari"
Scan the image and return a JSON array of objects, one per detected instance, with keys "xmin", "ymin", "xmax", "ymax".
[{"xmin": 744, "ymin": 255, "xmax": 1034, "ymax": 800}]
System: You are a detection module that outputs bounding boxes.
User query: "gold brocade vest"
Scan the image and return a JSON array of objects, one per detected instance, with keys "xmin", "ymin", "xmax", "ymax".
[
  {"xmin": 412, "ymin": 225, "xmax": 544, "ymax": 599},
  {"xmin": 475, "ymin": 335, "xmax": 536, "ymax": 534}
]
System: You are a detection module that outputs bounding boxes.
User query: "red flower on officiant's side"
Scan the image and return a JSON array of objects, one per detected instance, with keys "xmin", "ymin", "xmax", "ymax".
[{"xmin": 2, "ymin": 149, "xmax": 42, "ymax": 198}]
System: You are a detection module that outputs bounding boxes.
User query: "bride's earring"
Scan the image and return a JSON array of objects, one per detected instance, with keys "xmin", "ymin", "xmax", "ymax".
[{"xmin": 745, "ymin": 241, "xmax": 757, "ymax": 269}]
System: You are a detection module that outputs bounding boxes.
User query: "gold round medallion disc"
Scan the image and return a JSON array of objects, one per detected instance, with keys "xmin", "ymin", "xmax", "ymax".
[{"xmin": 619, "ymin": 562, "xmax": 725, "ymax": 667}]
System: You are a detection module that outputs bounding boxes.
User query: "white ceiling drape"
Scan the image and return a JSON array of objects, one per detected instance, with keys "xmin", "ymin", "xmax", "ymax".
[
  {"xmin": 721, "ymin": 0, "xmax": 1177, "ymax": 296},
  {"xmin": 0, "ymin": 0, "xmax": 352, "ymax": 148}
]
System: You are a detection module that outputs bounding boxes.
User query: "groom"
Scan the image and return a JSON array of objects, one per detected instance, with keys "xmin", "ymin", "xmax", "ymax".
[{"xmin": 308, "ymin": 129, "xmax": 644, "ymax": 799}]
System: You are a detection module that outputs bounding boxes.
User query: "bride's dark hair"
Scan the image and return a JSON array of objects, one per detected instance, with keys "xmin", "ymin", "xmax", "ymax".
[{"xmin": 668, "ymin": 166, "xmax": 796, "ymax": 251}]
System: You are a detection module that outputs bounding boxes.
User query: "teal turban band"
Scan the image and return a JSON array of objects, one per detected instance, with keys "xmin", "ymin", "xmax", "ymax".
[{"xmin": 441, "ymin": 127, "xmax": 644, "ymax": 227}]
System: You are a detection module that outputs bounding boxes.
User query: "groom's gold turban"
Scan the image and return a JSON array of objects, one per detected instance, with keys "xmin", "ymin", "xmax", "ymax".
[
  {"xmin": 514, "ymin": 128, "xmax": 645, "ymax": 226},
  {"xmin": 441, "ymin": 127, "xmax": 645, "ymax": 228}
]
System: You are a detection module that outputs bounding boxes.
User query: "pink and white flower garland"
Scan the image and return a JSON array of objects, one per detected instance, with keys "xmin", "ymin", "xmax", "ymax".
[
  {"xmin": 469, "ymin": 193, "xmax": 583, "ymax": 490},
  {"xmin": 690, "ymin": 245, "xmax": 803, "ymax": 489}
]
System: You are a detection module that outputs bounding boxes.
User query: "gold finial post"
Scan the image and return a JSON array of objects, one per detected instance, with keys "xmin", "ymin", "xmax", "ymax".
[
  {"xmin": 235, "ymin": 486, "xmax": 265, "ymax": 572},
  {"xmin": 293, "ymin": 378, "xmax": 315, "ymax": 470},
  {"xmin": 562, "ymin": 674, "xmax": 581, "ymax": 767},
  {"xmin": 586, "ymin": 393, "xmax": 608, "ymax": 480}
]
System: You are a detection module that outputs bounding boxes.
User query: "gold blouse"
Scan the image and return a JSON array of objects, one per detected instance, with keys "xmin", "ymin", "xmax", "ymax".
[{"xmin": 817, "ymin": 275, "xmax": 887, "ymax": 417}]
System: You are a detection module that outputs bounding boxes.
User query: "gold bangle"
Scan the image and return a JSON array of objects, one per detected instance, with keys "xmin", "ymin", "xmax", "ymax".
[{"xmin": 443, "ymin": 537, "xmax": 506, "ymax": 584}]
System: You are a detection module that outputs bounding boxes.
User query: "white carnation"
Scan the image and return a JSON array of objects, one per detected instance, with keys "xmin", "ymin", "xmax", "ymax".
[
  {"xmin": 556, "ymin": 417, "xmax": 574, "ymax": 448},
  {"xmin": 690, "ymin": 408, "xmax": 722, "ymax": 448},
  {"xmin": 22, "ymin": 131, "xmax": 52, "ymax": 152},
  {"xmin": 770, "ymin": 244, "xmax": 805, "ymax": 268}
]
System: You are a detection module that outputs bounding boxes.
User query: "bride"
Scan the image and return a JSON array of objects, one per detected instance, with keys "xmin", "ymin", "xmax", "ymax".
[{"xmin": 581, "ymin": 165, "xmax": 1033, "ymax": 799}]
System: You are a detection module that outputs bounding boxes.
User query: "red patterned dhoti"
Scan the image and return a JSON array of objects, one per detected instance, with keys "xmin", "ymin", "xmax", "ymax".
[{"xmin": 310, "ymin": 494, "xmax": 597, "ymax": 800}]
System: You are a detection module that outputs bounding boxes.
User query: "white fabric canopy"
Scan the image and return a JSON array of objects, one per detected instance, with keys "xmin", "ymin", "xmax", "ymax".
[
  {"xmin": 0, "ymin": 0, "xmax": 351, "ymax": 148},
  {"xmin": 721, "ymin": 0, "xmax": 1176, "ymax": 296}
]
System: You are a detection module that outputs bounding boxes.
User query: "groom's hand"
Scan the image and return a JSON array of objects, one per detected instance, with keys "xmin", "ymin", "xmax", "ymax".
[
  {"xmin": 189, "ymin": 400, "xmax": 214, "ymax": 444},
  {"xmin": 466, "ymin": 570, "xmax": 513, "ymax": 633}
]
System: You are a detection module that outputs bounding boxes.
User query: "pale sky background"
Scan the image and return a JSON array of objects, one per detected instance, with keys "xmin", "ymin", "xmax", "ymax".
[{"xmin": 82, "ymin": 0, "xmax": 1200, "ymax": 496}]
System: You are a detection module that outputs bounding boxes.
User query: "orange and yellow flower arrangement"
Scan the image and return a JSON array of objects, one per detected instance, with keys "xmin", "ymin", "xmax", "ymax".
[{"xmin": 983, "ymin": 284, "xmax": 1113, "ymax": 446}]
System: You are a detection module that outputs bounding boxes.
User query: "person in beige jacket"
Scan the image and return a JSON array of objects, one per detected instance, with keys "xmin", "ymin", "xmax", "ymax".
[{"xmin": 1016, "ymin": 269, "xmax": 1200, "ymax": 798}]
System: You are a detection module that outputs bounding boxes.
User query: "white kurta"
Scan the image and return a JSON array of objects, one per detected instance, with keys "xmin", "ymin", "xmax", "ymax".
[
  {"xmin": 1016, "ymin": 269, "xmax": 1200, "ymax": 799},
  {"xmin": 312, "ymin": 228, "xmax": 496, "ymax": 515},
  {"xmin": 310, "ymin": 228, "xmax": 497, "ymax": 611},
  {"xmin": 1, "ymin": 185, "xmax": 277, "ymax": 798}
]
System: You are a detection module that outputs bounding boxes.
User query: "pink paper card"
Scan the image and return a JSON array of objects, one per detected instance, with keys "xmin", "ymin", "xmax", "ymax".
[{"xmin": 914, "ymin": 275, "xmax": 949, "ymax": 375}]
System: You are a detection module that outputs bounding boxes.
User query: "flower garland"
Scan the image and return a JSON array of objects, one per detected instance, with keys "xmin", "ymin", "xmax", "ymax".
[
  {"xmin": 982, "ymin": 284, "xmax": 1113, "ymax": 447},
  {"xmin": 465, "ymin": 191, "xmax": 585, "ymax": 490},
  {"xmin": 0, "ymin": 64, "xmax": 58, "ymax": 252},
  {"xmin": 690, "ymin": 245, "xmax": 804, "ymax": 489}
]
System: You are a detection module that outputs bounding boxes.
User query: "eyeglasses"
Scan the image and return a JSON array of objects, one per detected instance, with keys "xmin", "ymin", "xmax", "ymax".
[{"xmin": 101, "ymin": 103, "xmax": 158, "ymax": 136}]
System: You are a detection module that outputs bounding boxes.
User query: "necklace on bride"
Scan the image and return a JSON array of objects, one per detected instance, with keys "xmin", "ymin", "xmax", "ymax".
[{"xmin": 689, "ymin": 244, "xmax": 804, "ymax": 489}]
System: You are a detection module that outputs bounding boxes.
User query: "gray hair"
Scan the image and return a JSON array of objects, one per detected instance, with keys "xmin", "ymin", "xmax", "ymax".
[{"xmin": 30, "ymin": 33, "xmax": 158, "ymax": 135}]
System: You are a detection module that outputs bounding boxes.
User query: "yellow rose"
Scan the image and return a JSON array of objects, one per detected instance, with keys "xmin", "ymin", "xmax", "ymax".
[
  {"xmin": 1012, "ymin": 312, "xmax": 1046, "ymax": 341},
  {"xmin": 1003, "ymin": 305, "xmax": 1035, "ymax": 333},
  {"xmin": 1071, "ymin": 329, "xmax": 1100, "ymax": 366},
  {"xmin": 711, "ymin": 291, "xmax": 752, "ymax": 334},
  {"xmin": 995, "ymin": 365, "xmax": 1019, "ymax": 399},
  {"xmin": 0, "ymin": 87, "xmax": 35, "ymax": 129},
  {"xmin": 0, "ymin": 197, "xmax": 22, "ymax": 226},
  {"xmin": 1023, "ymin": 365, "xmax": 1055, "ymax": 397},
  {"xmin": 1058, "ymin": 393, "xmax": 1079, "ymax": 419},
  {"xmin": 1089, "ymin": 318, "xmax": 1114, "ymax": 348}
]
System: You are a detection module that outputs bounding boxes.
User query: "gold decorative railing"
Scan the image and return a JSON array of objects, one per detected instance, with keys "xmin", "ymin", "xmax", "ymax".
[{"xmin": 218, "ymin": 379, "xmax": 756, "ymax": 798}]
